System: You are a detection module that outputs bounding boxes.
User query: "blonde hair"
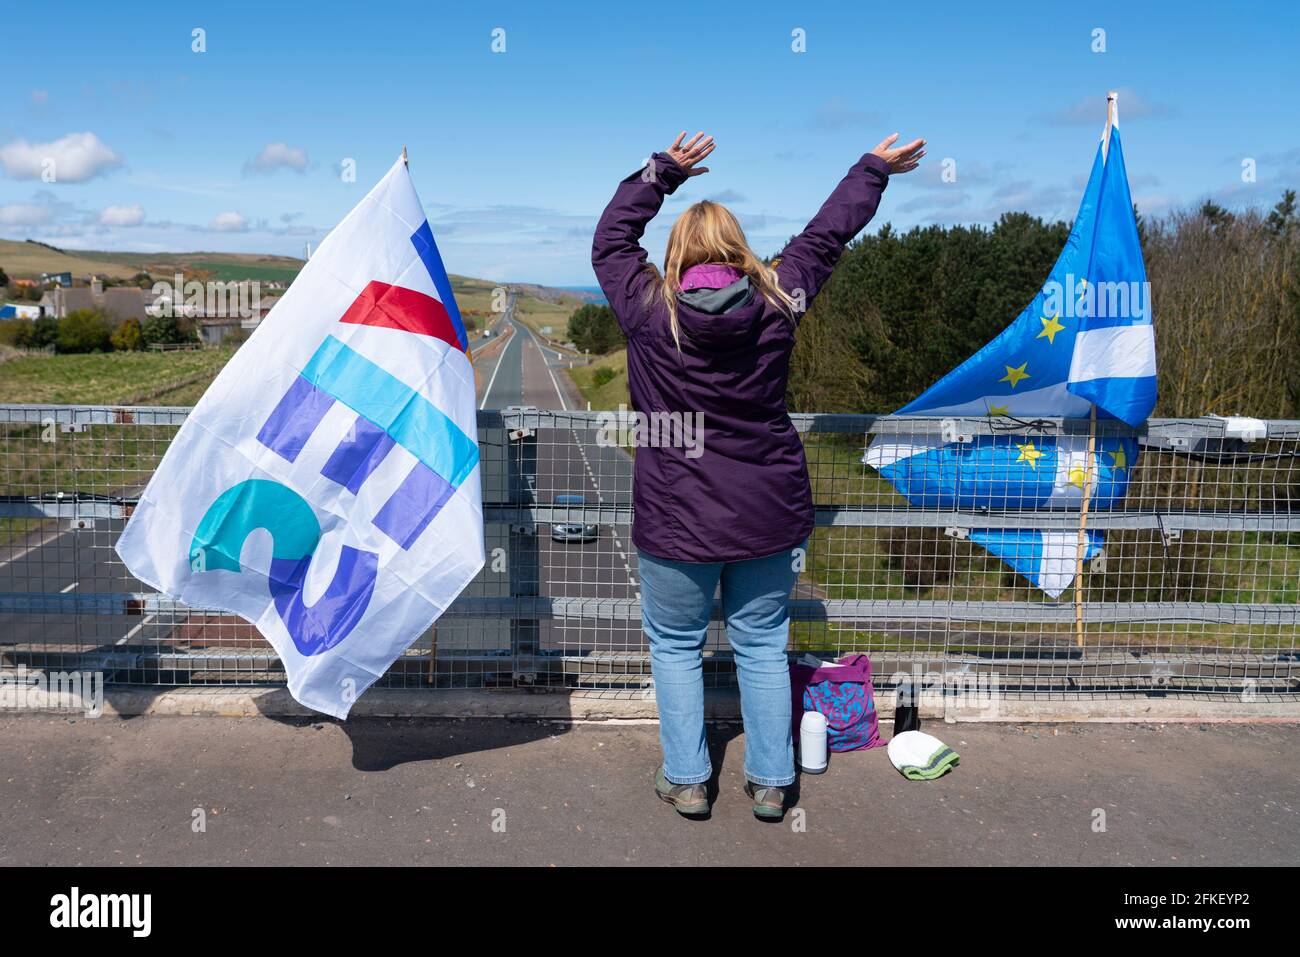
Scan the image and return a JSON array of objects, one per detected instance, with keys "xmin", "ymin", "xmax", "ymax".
[{"xmin": 656, "ymin": 201, "xmax": 798, "ymax": 350}]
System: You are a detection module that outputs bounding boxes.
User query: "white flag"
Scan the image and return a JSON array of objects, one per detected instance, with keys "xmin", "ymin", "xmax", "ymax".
[{"xmin": 116, "ymin": 157, "xmax": 484, "ymax": 717}]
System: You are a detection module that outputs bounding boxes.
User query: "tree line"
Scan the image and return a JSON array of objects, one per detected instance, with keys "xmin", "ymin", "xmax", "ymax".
[
  {"xmin": 788, "ymin": 190, "xmax": 1300, "ymax": 418},
  {"xmin": 0, "ymin": 309, "xmax": 193, "ymax": 353},
  {"xmin": 563, "ymin": 191, "xmax": 1300, "ymax": 420},
  {"xmin": 566, "ymin": 302, "xmax": 623, "ymax": 355}
]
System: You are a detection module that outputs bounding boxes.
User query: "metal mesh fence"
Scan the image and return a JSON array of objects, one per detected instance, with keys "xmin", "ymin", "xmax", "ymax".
[{"xmin": 2, "ymin": 404, "xmax": 1297, "ymax": 701}]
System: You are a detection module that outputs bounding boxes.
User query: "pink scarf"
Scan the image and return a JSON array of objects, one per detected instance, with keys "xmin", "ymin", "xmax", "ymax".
[{"xmin": 680, "ymin": 263, "xmax": 744, "ymax": 291}]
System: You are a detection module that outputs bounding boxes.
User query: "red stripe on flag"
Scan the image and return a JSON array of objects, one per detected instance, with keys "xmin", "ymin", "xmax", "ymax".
[{"xmin": 338, "ymin": 280, "xmax": 460, "ymax": 349}]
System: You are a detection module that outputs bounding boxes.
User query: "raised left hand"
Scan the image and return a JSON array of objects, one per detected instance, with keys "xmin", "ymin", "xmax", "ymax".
[{"xmin": 666, "ymin": 131, "xmax": 715, "ymax": 177}]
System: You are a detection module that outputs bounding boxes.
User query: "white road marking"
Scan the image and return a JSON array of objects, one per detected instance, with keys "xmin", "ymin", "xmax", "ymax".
[
  {"xmin": 478, "ymin": 326, "xmax": 512, "ymax": 409},
  {"xmin": 118, "ymin": 613, "xmax": 155, "ymax": 644},
  {"xmin": 0, "ymin": 524, "xmax": 73, "ymax": 569}
]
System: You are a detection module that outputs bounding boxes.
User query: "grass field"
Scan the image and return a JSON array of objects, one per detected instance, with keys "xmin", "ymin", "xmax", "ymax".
[
  {"xmin": 136, "ymin": 257, "xmax": 301, "ymax": 283},
  {"xmin": 566, "ymin": 348, "xmax": 629, "ymax": 409},
  {"xmin": 512, "ymin": 293, "xmax": 589, "ymax": 342},
  {"xmin": 0, "ymin": 348, "xmax": 238, "ymax": 405}
]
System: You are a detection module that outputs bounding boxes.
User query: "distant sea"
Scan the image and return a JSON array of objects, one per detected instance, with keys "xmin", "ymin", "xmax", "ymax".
[{"xmin": 557, "ymin": 285, "xmax": 607, "ymax": 304}]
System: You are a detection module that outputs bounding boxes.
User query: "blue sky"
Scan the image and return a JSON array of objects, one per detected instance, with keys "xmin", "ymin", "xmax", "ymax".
[{"xmin": 2, "ymin": 0, "xmax": 1296, "ymax": 285}]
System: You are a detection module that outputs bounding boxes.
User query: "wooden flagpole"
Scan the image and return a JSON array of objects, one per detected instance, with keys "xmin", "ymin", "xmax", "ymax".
[{"xmin": 1074, "ymin": 93, "xmax": 1117, "ymax": 649}]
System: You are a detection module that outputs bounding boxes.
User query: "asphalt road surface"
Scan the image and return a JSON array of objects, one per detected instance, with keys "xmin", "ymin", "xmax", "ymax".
[{"xmin": 473, "ymin": 315, "xmax": 643, "ymax": 667}]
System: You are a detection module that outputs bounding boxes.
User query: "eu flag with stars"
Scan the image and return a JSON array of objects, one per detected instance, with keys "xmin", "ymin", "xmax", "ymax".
[{"xmin": 865, "ymin": 98, "xmax": 1155, "ymax": 597}]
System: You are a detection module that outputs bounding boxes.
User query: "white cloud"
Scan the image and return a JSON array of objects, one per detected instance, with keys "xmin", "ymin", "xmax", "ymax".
[
  {"xmin": 0, "ymin": 132, "xmax": 122, "ymax": 182},
  {"xmin": 98, "ymin": 204, "xmax": 146, "ymax": 227},
  {"xmin": 210, "ymin": 211, "xmax": 249, "ymax": 232},
  {"xmin": 0, "ymin": 202, "xmax": 57, "ymax": 226},
  {"xmin": 243, "ymin": 142, "xmax": 309, "ymax": 175}
]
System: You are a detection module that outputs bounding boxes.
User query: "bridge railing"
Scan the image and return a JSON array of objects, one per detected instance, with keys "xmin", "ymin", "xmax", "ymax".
[{"xmin": 2, "ymin": 404, "xmax": 1297, "ymax": 701}]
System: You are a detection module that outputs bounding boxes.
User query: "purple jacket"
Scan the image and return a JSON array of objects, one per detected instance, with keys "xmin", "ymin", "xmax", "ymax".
[{"xmin": 591, "ymin": 151, "xmax": 891, "ymax": 562}]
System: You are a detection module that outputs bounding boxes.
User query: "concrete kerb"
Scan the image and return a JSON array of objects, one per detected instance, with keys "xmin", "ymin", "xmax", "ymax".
[{"xmin": 9, "ymin": 685, "xmax": 1300, "ymax": 724}]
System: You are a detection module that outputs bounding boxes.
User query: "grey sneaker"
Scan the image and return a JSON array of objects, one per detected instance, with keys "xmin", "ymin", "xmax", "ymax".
[
  {"xmin": 654, "ymin": 768, "xmax": 710, "ymax": 817},
  {"xmin": 744, "ymin": 780, "xmax": 787, "ymax": 821}
]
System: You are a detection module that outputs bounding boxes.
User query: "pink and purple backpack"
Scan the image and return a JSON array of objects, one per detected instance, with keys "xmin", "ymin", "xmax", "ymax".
[{"xmin": 791, "ymin": 653, "xmax": 884, "ymax": 752}]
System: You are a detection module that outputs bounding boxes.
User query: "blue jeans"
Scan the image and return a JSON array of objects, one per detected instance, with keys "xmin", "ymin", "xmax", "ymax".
[{"xmin": 638, "ymin": 544, "xmax": 802, "ymax": 788}]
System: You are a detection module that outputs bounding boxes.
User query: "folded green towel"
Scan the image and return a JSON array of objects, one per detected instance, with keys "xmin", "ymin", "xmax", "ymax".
[{"xmin": 901, "ymin": 745, "xmax": 960, "ymax": 780}]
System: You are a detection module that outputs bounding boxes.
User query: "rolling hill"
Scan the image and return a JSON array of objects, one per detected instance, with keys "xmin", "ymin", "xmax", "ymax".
[
  {"xmin": 1, "ymin": 239, "xmax": 145, "ymax": 282},
  {"xmin": 0, "ymin": 239, "xmax": 304, "ymax": 284},
  {"xmin": 1, "ymin": 240, "xmax": 587, "ymax": 323}
]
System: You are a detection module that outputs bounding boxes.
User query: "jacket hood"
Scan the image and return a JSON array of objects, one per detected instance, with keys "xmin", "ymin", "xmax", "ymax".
[{"xmin": 676, "ymin": 276, "xmax": 762, "ymax": 350}]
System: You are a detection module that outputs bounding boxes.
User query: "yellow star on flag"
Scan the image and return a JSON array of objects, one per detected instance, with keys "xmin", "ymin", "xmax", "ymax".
[
  {"xmin": 1000, "ymin": 363, "xmax": 1030, "ymax": 388},
  {"xmin": 1068, "ymin": 464, "xmax": 1089, "ymax": 488},
  {"xmin": 1108, "ymin": 448, "xmax": 1128, "ymax": 471},
  {"xmin": 987, "ymin": 404, "xmax": 1010, "ymax": 417},
  {"xmin": 1037, "ymin": 313, "xmax": 1065, "ymax": 344},
  {"xmin": 1015, "ymin": 442, "xmax": 1044, "ymax": 469}
]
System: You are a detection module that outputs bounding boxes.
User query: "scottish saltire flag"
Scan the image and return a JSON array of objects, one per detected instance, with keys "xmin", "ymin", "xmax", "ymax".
[
  {"xmin": 116, "ymin": 156, "xmax": 484, "ymax": 717},
  {"xmin": 865, "ymin": 99, "xmax": 1155, "ymax": 597}
]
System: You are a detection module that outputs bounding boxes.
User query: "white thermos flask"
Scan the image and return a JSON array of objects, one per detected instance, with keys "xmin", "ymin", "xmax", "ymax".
[{"xmin": 799, "ymin": 711, "xmax": 828, "ymax": 774}]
